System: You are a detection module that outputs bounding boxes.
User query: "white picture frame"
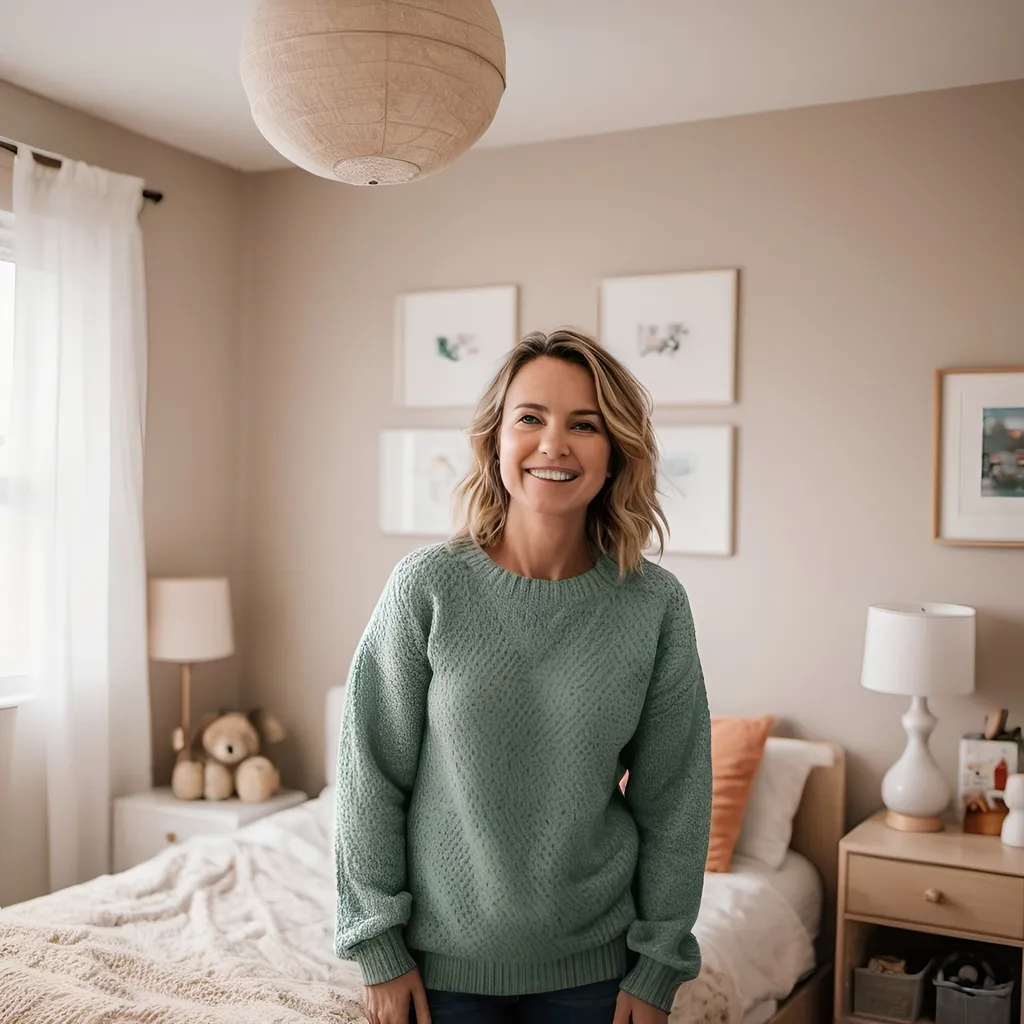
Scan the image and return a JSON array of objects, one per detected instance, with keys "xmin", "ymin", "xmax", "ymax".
[
  {"xmin": 599, "ymin": 269, "xmax": 738, "ymax": 406},
  {"xmin": 653, "ymin": 425, "xmax": 735, "ymax": 556},
  {"xmin": 934, "ymin": 367, "xmax": 1024, "ymax": 547},
  {"xmin": 395, "ymin": 285, "xmax": 518, "ymax": 407},
  {"xmin": 380, "ymin": 429, "xmax": 473, "ymax": 536}
]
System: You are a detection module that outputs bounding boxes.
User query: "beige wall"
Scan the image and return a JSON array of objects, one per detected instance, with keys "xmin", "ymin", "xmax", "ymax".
[
  {"xmin": 0, "ymin": 80, "xmax": 245, "ymax": 904},
  {"xmin": 1, "ymin": 78, "xmax": 1021, "ymax": 904},
  {"xmin": 239, "ymin": 81, "xmax": 1024, "ymax": 828}
]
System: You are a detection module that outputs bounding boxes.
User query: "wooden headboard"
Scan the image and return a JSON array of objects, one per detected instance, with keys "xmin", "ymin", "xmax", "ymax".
[{"xmin": 789, "ymin": 741, "xmax": 847, "ymax": 963}]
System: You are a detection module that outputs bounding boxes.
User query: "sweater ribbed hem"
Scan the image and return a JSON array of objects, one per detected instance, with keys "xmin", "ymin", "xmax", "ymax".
[
  {"xmin": 350, "ymin": 925, "xmax": 417, "ymax": 986},
  {"xmin": 449, "ymin": 540, "xmax": 621, "ymax": 603},
  {"xmin": 619, "ymin": 952, "xmax": 686, "ymax": 1014},
  {"xmin": 412, "ymin": 932, "xmax": 628, "ymax": 996}
]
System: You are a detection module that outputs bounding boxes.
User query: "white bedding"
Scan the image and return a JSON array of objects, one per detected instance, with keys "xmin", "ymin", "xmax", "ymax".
[
  {"xmin": 0, "ymin": 791, "xmax": 817, "ymax": 1024},
  {"xmin": 731, "ymin": 851, "xmax": 823, "ymax": 943},
  {"xmin": 721, "ymin": 853, "xmax": 821, "ymax": 1024},
  {"xmin": 0, "ymin": 797, "xmax": 366, "ymax": 1024},
  {"xmin": 690, "ymin": 851, "xmax": 818, "ymax": 1024}
]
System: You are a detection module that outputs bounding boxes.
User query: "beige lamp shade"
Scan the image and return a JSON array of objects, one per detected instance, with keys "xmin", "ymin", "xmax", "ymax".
[
  {"xmin": 148, "ymin": 578, "xmax": 235, "ymax": 663},
  {"xmin": 239, "ymin": 0, "xmax": 506, "ymax": 186},
  {"xmin": 860, "ymin": 602, "xmax": 976, "ymax": 698}
]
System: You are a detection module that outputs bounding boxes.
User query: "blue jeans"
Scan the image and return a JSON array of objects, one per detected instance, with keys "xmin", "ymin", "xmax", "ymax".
[{"xmin": 411, "ymin": 975, "xmax": 623, "ymax": 1023}]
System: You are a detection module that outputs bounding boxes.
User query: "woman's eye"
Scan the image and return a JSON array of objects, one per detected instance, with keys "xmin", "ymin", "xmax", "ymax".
[
  {"xmin": 573, "ymin": 422, "xmax": 598, "ymax": 432},
  {"xmin": 520, "ymin": 414, "xmax": 541, "ymax": 425}
]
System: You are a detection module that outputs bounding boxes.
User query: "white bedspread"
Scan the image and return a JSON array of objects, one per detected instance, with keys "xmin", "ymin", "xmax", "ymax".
[
  {"xmin": 0, "ymin": 794, "xmax": 815, "ymax": 1024},
  {"xmin": 691, "ymin": 858, "xmax": 817, "ymax": 1024}
]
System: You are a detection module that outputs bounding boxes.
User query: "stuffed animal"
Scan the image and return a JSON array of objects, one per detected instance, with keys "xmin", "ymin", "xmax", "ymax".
[{"xmin": 171, "ymin": 708, "xmax": 286, "ymax": 803}]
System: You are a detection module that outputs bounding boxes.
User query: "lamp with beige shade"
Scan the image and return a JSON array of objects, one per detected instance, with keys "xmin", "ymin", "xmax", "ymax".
[{"xmin": 147, "ymin": 578, "xmax": 234, "ymax": 800}]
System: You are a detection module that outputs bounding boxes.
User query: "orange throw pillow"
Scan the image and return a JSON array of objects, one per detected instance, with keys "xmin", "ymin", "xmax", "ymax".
[{"xmin": 706, "ymin": 715, "xmax": 774, "ymax": 873}]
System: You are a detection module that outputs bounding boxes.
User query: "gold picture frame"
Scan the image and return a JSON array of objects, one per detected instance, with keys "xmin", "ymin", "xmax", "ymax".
[{"xmin": 933, "ymin": 366, "xmax": 1024, "ymax": 547}]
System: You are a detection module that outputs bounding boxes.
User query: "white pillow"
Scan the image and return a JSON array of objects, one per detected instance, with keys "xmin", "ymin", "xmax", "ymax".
[{"xmin": 733, "ymin": 738, "xmax": 834, "ymax": 869}]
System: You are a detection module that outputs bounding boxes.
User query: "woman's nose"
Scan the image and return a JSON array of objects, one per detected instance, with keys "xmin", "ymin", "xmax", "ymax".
[{"xmin": 538, "ymin": 429, "xmax": 570, "ymax": 457}]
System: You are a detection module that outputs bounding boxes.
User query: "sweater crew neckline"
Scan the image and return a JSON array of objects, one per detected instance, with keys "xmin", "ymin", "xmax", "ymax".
[{"xmin": 452, "ymin": 541, "xmax": 621, "ymax": 601}]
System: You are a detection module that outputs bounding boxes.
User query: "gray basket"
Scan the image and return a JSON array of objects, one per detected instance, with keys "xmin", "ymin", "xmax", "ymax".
[
  {"xmin": 935, "ymin": 974, "xmax": 1013, "ymax": 1024},
  {"xmin": 853, "ymin": 958, "xmax": 937, "ymax": 1023}
]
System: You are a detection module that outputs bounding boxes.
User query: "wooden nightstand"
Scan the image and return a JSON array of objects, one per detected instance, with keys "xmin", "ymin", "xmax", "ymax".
[
  {"xmin": 835, "ymin": 811, "xmax": 1024, "ymax": 1024},
  {"xmin": 112, "ymin": 787, "xmax": 307, "ymax": 872}
]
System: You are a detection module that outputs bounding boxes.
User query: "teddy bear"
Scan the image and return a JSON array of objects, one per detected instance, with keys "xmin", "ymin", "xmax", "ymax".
[{"xmin": 171, "ymin": 707, "xmax": 286, "ymax": 803}]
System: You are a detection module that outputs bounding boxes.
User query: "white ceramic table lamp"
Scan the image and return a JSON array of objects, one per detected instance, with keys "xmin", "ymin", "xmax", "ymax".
[
  {"xmin": 861, "ymin": 602, "xmax": 976, "ymax": 832},
  {"xmin": 148, "ymin": 578, "xmax": 234, "ymax": 755}
]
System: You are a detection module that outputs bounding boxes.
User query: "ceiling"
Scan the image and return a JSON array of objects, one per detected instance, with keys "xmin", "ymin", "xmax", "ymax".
[{"xmin": 1, "ymin": 0, "xmax": 1022, "ymax": 173}]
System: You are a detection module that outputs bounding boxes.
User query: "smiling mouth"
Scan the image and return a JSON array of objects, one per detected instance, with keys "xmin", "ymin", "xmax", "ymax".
[{"xmin": 526, "ymin": 468, "xmax": 580, "ymax": 482}]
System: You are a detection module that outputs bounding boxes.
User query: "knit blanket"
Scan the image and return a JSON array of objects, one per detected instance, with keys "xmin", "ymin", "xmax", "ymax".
[
  {"xmin": 0, "ymin": 797, "xmax": 770, "ymax": 1024},
  {"xmin": 0, "ymin": 921, "xmax": 732, "ymax": 1024},
  {"xmin": 0, "ymin": 921, "xmax": 363, "ymax": 1023},
  {"xmin": 0, "ymin": 801, "xmax": 367, "ymax": 1023}
]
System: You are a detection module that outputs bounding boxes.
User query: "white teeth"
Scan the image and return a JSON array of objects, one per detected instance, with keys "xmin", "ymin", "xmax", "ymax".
[{"xmin": 527, "ymin": 468, "xmax": 578, "ymax": 482}]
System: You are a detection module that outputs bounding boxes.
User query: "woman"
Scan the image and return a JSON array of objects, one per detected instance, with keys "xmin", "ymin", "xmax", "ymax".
[{"xmin": 334, "ymin": 329, "xmax": 712, "ymax": 1024}]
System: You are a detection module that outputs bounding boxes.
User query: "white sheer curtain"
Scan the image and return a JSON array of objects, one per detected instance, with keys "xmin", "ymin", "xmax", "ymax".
[{"xmin": 9, "ymin": 152, "xmax": 152, "ymax": 891}]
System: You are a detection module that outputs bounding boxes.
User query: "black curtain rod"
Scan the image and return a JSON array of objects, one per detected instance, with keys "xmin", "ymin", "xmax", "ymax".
[{"xmin": 0, "ymin": 139, "xmax": 163, "ymax": 204}]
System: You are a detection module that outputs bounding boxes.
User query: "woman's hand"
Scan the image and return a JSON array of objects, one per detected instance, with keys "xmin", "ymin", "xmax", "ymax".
[
  {"xmin": 613, "ymin": 988, "xmax": 669, "ymax": 1024},
  {"xmin": 363, "ymin": 965, "xmax": 431, "ymax": 1024}
]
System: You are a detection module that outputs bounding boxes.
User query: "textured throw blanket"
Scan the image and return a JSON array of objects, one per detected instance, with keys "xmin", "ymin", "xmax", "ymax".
[
  {"xmin": 0, "ymin": 921, "xmax": 363, "ymax": 1023},
  {"xmin": 0, "ymin": 802, "xmax": 367, "ymax": 1023},
  {"xmin": 0, "ymin": 797, "xmax": 754, "ymax": 1024}
]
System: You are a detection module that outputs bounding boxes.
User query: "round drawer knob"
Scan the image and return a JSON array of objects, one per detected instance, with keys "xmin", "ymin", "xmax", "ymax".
[
  {"xmin": 165, "ymin": 831, "xmax": 177, "ymax": 844},
  {"xmin": 924, "ymin": 887, "xmax": 943, "ymax": 903}
]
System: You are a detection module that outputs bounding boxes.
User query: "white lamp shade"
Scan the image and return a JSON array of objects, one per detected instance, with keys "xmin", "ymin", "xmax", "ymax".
[
  {"xmin": 148, "ymin": 578, "xmax": 234, "ymax": 663},
  {"xmin": 860, "ymin": 602, "xmax": 976, "ymax": 698}
]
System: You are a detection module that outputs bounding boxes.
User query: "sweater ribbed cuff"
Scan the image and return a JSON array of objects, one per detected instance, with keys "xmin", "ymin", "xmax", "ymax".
[
  {"xmin": 351, "ymin": 925, "xmax": 417, "ymax": 986},
  {"xmin": 619, "ymin": 954, "xmax": 684, "ymax": 1015}
]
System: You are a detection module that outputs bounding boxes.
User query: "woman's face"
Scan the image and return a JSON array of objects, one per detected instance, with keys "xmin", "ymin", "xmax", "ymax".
[{"xmin": 497, "ymin": 356, "xmax": 612, "ymax": 520}]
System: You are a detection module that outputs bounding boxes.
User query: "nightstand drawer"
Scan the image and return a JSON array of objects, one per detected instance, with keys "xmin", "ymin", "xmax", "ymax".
[{"xmin": 847, "ymin": 853, "xmax": 1024, "ymax": 940}]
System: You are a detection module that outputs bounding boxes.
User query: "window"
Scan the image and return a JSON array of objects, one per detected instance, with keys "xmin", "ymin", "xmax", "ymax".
[
  {"xmin": 0, "ymin": 242, "xmax": 17, "ymax": 679},
  {"xmin": 0, "ymin": 255, "xmax": 12, "ymax": 443}
]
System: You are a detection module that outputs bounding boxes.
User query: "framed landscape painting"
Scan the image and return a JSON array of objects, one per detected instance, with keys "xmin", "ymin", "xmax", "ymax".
[
  {"xmin": 599, "ymin": 269, "xmax": 738, "ymax": 406},
  {"xmin": 934, "ymin": 367, "xmax": 1024, "ymax": 547},
  {"xmin": 395, "ymin": 285, "xmax": 518, "ymax": 407},
  {"xmin": 653, "ymin": 425, "xmax": 735, "ymax": 556},
  {"xmin": 380, "ymin": 429, "xmax": 472, "ymax": 536}
]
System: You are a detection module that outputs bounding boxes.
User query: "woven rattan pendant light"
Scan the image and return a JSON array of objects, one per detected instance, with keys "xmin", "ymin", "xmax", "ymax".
[{"xmin": 240, "ymin": 0, "xmax": 506, "ymax": 186}]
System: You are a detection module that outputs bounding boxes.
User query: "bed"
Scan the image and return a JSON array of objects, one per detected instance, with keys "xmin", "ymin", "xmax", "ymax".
[{"xmin": 0, "ymin": 688, "xmax": 845, "ymax": 1024}]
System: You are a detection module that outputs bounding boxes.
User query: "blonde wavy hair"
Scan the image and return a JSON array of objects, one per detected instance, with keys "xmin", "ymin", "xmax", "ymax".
[{"xmin": 451, "ymin": 328, "xmax": 667, "ymax": 577}]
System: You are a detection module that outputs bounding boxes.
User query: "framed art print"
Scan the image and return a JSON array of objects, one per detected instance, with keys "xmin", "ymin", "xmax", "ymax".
[
  {"xmin": 599, "ymin": 269, "xmax": 738, "ymax": 406},
  {"xmin": 654, "ymin": 425, "xmax": 735, "ymax": 556},
  {"xmin": 934, "ymin": 367, "xmax": 1024, "ymax": 547},
  {"xmin": 395, "ymin": 285, "xmax": 518, "ymax": 407},
  {"xmin": 380, "ymin": 429, "xmax": 472, "ymax": 536}
]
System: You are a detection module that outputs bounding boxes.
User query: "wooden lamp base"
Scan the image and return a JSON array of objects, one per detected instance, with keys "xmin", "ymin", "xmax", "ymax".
[
  {"xmin": 171, "ymin": 662, "xmax": 193, "ymax": 754},
  {"xmin": 885, "ymin": 809, "xmax": 943, "ymax": 832}
]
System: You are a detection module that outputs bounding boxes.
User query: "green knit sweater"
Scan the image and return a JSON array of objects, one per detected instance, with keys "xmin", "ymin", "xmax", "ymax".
[{"xmin": 333, "ymin": 541, "xmax": 712, "ymax": 1014}]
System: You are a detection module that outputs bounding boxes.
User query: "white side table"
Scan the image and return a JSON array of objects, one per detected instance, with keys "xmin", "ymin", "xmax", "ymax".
[{"xmin": 112, "ymin": 786, "xmax": 307, "ymax": 872}]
